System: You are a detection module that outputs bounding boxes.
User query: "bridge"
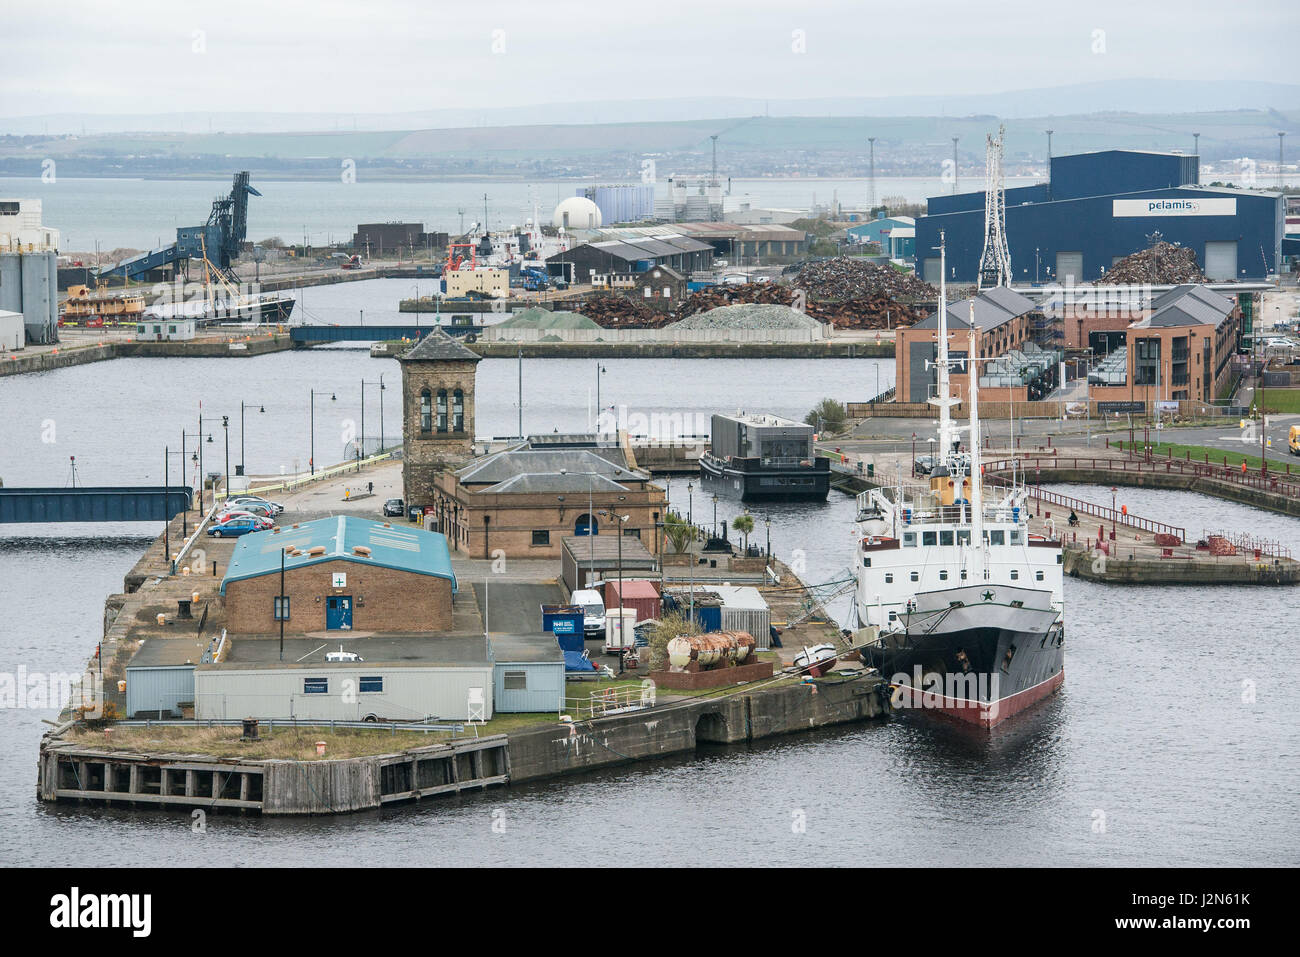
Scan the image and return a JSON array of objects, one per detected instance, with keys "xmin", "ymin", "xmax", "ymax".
[{"xmin": 0, "ymin": 487, "xmax": 193, "ymax": 523}]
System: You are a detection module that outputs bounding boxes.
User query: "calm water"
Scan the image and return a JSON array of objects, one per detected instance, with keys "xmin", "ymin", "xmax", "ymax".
[
  {"xmin": 1, "ymin": 280, "xmax": 1296, "ymax": 866},
  {"xmin": 0, "ymin": 175, "xmax": 1041, "ymax": 252}
]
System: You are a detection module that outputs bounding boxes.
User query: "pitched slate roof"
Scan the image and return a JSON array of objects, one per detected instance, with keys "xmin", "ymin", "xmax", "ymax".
[
  {"xmin": 400, "ymin": 328, "xmax": 481, "ymax": 362},
  {"xmin": 1134, "ymin": 284, "xmax": 1234, "ymax": 329},
  {"xmin": 219, "ymin": 516, "xmax": 456, "ymax": 594},
  {"xmin": 456, "ymin": 447, "xmax": 643, "ymax": 486},
  {"xmin": 914, "ymin": 286, "xmax": 1037, "ymax": 332}
]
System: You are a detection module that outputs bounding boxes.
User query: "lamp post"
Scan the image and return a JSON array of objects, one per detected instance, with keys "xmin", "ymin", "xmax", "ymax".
[
  {"xmin": 1110, "ymin": 486, "xmax": 1118, "ymax": 538},
  {"xmin": 911, "ymin": 432, "xmax": 917, "ymax": 476},
  {"xmin": 686, "ymin": 480, "xmax": 694, "ymax": 528},
  {"xmin": 594, "ymin": 363, "xmax": 607, "ymax": 433},
  {"xmin": 239, "ymin": 400, "xmax": 265, "ymax": 477},
  {"xmin": 599, "ymin": 509, "xmax": 629, "ymax": 674},
  {"xmin": 222, "ymin": 416, "xmax": 230, "ymax": 502},
  {"xmin": 309, "ymin": 388, "xmax": 337, "ymax": 475},
  {"xmin": 711, "ymin": 493, "xmax": 718, "ymax": 540},
  {"xmin": 765, "ymin": 516, "xmax": 771, "ymax": 560}
]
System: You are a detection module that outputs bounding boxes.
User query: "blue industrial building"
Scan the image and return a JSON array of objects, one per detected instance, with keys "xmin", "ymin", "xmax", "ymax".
[
  {"xmin": 915, "ymin": 150, "xmax": 1284, "ymax": 285},
  {"xmin": 578, "ymin": 184, "xmax": 656, "ymax": 226}
]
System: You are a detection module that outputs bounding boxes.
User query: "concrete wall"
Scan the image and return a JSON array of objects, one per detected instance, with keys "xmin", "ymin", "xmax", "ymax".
[
  {"xmin": 482, "ymin": 325, "xmax": 830, "ymax": 344},
  {"xmin": 507, "ymin": 675, "xmax": 884, "ymax": 783},
  {"xmin": 223, "ymin": 558, "xmax": 453, "ymax": 634},
  {"xmin": 1063, "ymin": 544, "xmax": 1299, "ymax": 585}
]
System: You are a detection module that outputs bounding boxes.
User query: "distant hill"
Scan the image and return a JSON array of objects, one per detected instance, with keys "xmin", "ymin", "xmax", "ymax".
[{"xmin": 4, "ymin": 79, "xmax": 1298, "ymax": 136}]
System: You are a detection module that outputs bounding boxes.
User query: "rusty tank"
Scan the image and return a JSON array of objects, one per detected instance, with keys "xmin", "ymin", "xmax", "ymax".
[{"xmin": 666, "ymin": 631, "xmax": 756, "ymax": 669}]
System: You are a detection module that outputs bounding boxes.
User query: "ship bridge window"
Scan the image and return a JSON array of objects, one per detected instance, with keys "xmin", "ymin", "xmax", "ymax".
[
  {"xmin": 956, "ymin": 530, "xmax": 971, "ymax": 545},
  {"xmin": 988, "ymin": 530, "xmax": 1006, "ymax": 546},
  {"xmin": 922, "ymin": 531, "xmax": 937, "ymax": 546},
  {"xmin": 1010, "ymin": 569, "xmax": 1019, "ymax": 580},
  {"xmin": 1056, "ymin": 554, "xmax": 1063, "ymax": 564},
  {"xmin": 939, "ymin": 570, "xmax": 948, "ymax": 580},
  {"xmin": 909, "ymin": 571, "xmax": 919, "ymax": 582},
  {"xmin": 862, "ymin": 557, "xmax": 871, "ymax": 567},
  {"xmin": 1009, "ymin": 529, "xmax": 1024, "ymax": 545},
  {"xmin": 888, "ymin": 612, "xmax": 898, "ymax": 621},
  {"xmin": 960, "ymin": 570, "xmax": 968, "ymax": 580},
  {"xmin": 902, "ymin": 533, "xmax": 917, "ymax": 547},
  {"xmin": 884, "ymin": 573, "xmax": 894, "ymax": 583},
  {"xmin": 1036, "ymin": 570, "xmax": 1044, "ymax": 581},
  {"xmin": 940, "ymin": 530, "xmax": 954, "ymax": 546}
]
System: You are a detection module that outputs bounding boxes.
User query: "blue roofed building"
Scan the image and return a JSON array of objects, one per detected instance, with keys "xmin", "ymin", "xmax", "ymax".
[
  {"xmin": 915, "ymin": 149, "xmax": 1284, "ymax": 285},
  {"xmin": 219, "ymin": 516, "xmax": 457, "ymax": 635}
]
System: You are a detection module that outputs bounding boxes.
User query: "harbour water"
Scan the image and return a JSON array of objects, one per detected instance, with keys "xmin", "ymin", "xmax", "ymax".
[
  {"xmin": 0, "ymin": 175, "xmax": 1041, "ymax": 252},
  {"xmin": 1, "ymin": 279, "xmax": 1297, "ymax": 866}
]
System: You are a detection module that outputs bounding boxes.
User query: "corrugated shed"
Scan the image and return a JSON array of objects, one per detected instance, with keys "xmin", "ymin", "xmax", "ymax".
[{"xmin": 125, "ymin": 665, "xmax": 196, "ymax": 718}]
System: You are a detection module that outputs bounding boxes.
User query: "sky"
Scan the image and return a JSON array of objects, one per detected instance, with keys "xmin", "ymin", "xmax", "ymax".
[{"xmin": 0, "ymin": 0, "xmax": 1296, "ymax": 120}]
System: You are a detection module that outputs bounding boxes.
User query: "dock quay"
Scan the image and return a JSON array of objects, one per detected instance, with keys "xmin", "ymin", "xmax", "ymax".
[
  {"xmin": 824, "ymin": 446, "xmax": 1300, "ymax": 586},
  {"xmin": 37, "ymin": 454, "xmax": 884, "ymax": 817}
]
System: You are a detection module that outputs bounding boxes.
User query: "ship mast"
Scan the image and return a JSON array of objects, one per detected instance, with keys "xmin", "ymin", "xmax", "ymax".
[
  {"xmin": 928, "ymin": 232, "xmax": 960, "ymax": 463},
  {"xmin": 968, "ymin": 304, "xmax": 985, "ymax": 581}
]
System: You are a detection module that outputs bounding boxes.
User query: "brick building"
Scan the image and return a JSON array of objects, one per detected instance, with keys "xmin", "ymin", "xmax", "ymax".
[
  {"xmin": 219, "ymin": 516, "xmax": 457, "ymax": 635},
  {"xmin": 1087, "ymin": 284, "xmax": 1240, "ymax": 406},
  {"xmin": 400, "ymin": 330, "xmax": 482, "ymax": 506},
  {"xmin": 895, "ymin": 287, "xmax": 1044, "ymax": 403},
  {"xmin": 427, "ymin": 434, "xmax": 667, "ymax": 559}
]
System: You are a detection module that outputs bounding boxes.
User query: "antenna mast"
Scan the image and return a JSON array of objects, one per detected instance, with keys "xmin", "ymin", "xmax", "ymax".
[
  {"xmin": 977, "ymin": 124, "xmax": 1012, "ymax": 290},
  {"xmin": 928, "ymin": 232, "xmax": 960, "ymax": 462}
]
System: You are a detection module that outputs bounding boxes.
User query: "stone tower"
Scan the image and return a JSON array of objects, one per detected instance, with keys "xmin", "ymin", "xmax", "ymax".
[{"xmin": 399, "ymin": 330, "xmax": 482, "ymax": 505}]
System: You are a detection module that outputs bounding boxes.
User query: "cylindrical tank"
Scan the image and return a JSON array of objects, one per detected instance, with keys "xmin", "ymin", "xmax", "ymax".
[{"xmin": 666, "ymin": 631, "xmax": 756, "ymax": 669}]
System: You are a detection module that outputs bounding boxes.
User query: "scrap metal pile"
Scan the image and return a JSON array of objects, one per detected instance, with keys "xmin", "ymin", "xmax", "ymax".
[
  {"xmin": 577, "ymin": 294, "xmax": 672, "ymax": 329},
  {"xmin": 1098, "ymin": 242, "xmax": 1209, "ymax": 285},
  {"xmin": 670, "ymin": 278, "xmax": 928, "ymax": 330},
  {"xmin": 794, "ymin": 258, "xmax": 937, "ymax": 301}
]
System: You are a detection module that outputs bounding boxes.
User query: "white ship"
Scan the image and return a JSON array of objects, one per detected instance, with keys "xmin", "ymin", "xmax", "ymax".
[{"xmin": 854, "ymin": 237, "xmax": 1065, "ymax": 728}]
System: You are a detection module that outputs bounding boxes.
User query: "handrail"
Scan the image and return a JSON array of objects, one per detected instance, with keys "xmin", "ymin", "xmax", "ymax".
[
  {"xmin": 219, "ymin": 451, "xmax": 398, "ymax": 501},
  {"xmin": 985, "ymin": 475, "xmax": 1185, "ymax": 541},
  {"xmin": 985, "ymin": 455, "xmax": 1300, "ymax": 501}
]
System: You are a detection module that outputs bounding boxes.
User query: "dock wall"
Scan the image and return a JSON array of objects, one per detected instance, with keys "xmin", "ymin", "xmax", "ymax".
[
  {"xmin": 1063, "ymin": 544, "xmax": 1300, "ymax": 585},
  {"xmin": 39, "ymin": 675, "xmax": 885, "ymax": 815}
]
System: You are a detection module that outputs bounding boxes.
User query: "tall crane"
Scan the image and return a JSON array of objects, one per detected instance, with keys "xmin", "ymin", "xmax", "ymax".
[{"xmin": 977, "ymin": 125, "xmax": 1012, "ymax": 290}]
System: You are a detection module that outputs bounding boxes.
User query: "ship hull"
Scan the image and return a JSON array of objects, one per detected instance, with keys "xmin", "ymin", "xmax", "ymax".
[
  {"xmin": 699, "ymin": 455, "xmax": 830, "ymax": 502},
  {"xmin": 863, "ymin": 584, "xmax": 1064, "ymax": 729}
]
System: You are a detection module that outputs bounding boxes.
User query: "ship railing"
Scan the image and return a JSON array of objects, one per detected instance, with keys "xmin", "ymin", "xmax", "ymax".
[{"xmin": 567, "ymin": 685, "xmax": 656, "ymax": 719}]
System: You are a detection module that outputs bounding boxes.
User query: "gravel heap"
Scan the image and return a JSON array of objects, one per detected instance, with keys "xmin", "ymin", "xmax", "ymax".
[
  {"xmin": 497, "ymin": 307, "xmax": 599, "ymax": 329},
  {"xmin": 670, "ymin": 303, "xmax": 823, "ymax": 331}
]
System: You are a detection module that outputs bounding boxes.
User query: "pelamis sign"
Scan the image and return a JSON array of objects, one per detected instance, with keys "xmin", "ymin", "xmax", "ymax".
[{"xmin": 1113, "ymin": 198, "xmax": 1237, "ymax": 217}]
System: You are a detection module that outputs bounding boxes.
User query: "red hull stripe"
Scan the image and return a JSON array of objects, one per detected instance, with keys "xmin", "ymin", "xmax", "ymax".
[{"xmin": 892, "ymin": 669, "xmax": 1065, "ymax": 729}]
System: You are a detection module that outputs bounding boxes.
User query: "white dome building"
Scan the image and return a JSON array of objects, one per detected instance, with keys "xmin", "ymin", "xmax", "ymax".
[{"xmin": 552, "ymin": 197, "xmax": 602, "ymax": 231}]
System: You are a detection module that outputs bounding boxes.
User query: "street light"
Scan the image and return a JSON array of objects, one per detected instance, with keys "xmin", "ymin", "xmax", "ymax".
[
  {"xmin": 765, "ymin": 516, "xmax": 771, "ymax": 560},
  {"xmin": 594, "ymin": 363, "xmax": 607, "ymax": 433},
  {"xmin": 598, "ymin": 509, "xmax": 630, "ymax": 675},
  {"xmin": 309, "ymin": 388, "xmax": 337, "ymax": 475},
  {"xmin": 686, "ymin": 480, "xmax": 694, "ymax": 527},
  {"xmin": 238, "ymin": 401, "xmax": 266, "ymax": 477},
  {"xmin": 1110, "ymin": 486, "xmax": 1118, "ymax": 538},
  {"xmin": 711, "ymin": 493, "xmax": 718, "ymax": 540}
]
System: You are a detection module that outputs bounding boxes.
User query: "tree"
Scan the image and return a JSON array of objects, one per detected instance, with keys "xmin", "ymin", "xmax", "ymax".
[
  {"xmin": 663, "ymin": 511, "xmax": 694, "ymax": 555},
  {"xmin": 645, "ymin": 611, "xmax": 701, "ymax": 671},
  {"xmin": 732, "ymin": 513, "xmax": 754, "ymax": 552},
  {"xmin": 805, "ymin": 398, "xmax": 847, "ymax": 436}
]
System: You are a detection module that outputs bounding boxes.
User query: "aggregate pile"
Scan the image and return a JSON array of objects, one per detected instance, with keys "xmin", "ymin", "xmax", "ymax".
[
  {"xmin": 670, "ymin": 303, "xmax": 821, "ymax": 331},
  {"xmin": 673, "ymin": 281, "xmax": 924, "ymax": 330},
  {"xmin": 497, "ymin": 306, "xmax": 599, "ymax": 329},
  {"xmin": 794, "ymin": 258, "xmax": 937, "ymax": 301},
  {"xmin": 1098, "ymin": 243, "xmax": 1209, "ymax": 285}
]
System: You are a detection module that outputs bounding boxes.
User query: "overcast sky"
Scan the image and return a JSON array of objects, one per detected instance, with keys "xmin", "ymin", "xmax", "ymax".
[{"xmin": 1, "ymin": 0, "xmax": 1295, "ymax": 118}]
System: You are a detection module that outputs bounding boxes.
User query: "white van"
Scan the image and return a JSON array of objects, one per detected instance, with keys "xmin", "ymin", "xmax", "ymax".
[{"xmin": 571, "ymin": 588, "xmax": 606, "ymax": 636}]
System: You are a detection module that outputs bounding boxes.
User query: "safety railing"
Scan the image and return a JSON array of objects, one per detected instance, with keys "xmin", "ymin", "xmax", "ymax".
[
  {"xmin": 989, "ymin": 454, "xmax": 1300, "ymax": 501},
  {"xmin": 565, "ymin": 685, "xmax": 656, "ymax": 720},
  {"xmin": 984, "ymin": 476, "xmax": 1186, "ymax": 542}
]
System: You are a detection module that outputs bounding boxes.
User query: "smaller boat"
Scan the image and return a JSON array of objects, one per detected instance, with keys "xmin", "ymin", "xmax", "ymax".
[{"xmin": 794, "ymin": 643, "xmax": 838, "ymax": 677}]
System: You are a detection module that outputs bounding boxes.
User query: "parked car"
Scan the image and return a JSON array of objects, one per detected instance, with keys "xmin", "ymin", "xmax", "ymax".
[
  {"xmin": 383, "ymin": 497, "xmax": 405, "ymax": 517},
  {"xmin": 216, "ymin": 511, "xmax": 273, "ymax": 528},
  {"xmin": 207, "ymin": 517, "xmax": 263, "ymax": 537},
  {"xmin": 222, "ymin": 502, "xmax": 273, "ymax": 519},
  {"xmin": 230, "ymin": 496, "xmax": 283, "ymax": 514},
  {"xmin": 407, "ymin": 504, "xmax": 425, "ymax": 523},
  {"xmin": 914, "ymin": 455, "xmax": 935, "ymax": 475},
  {"xmin": 217, "ymin": 506, "xmax": 273, "ymax": 523}
]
